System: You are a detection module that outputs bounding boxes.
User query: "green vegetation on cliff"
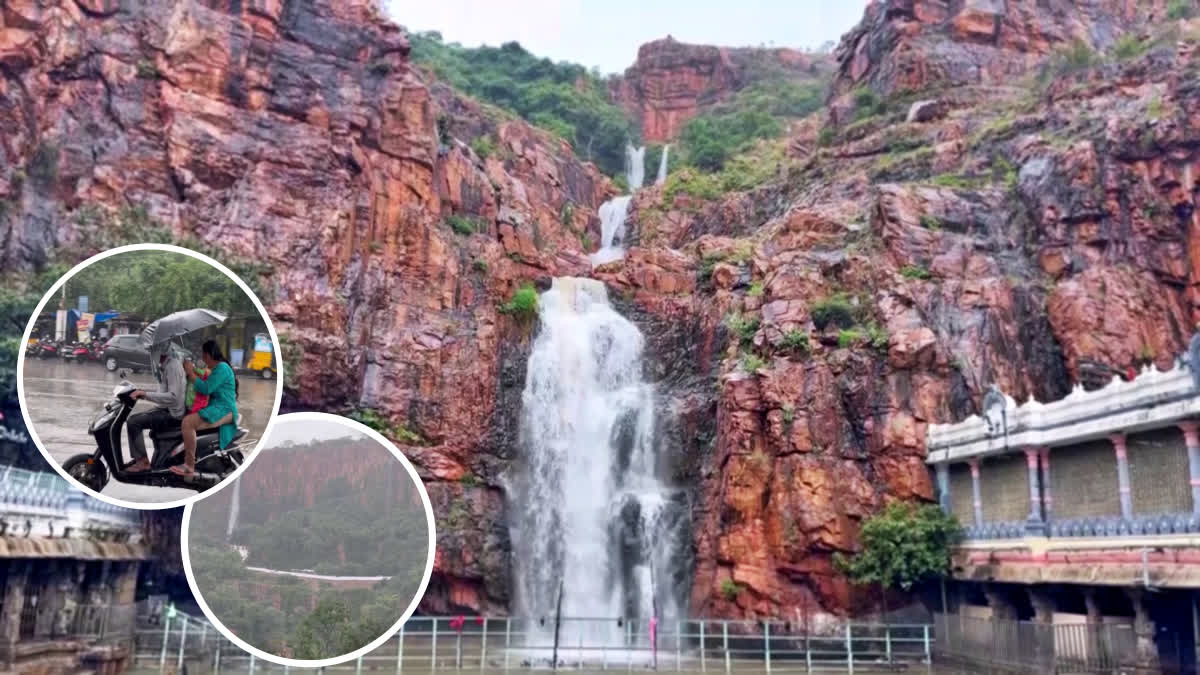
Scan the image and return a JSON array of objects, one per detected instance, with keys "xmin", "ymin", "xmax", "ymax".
[
  {"xmin": 834, "ymin": 502, "xmax": 962, "ymax": 592},
  {"xmin": 410, "ymin": 32, "xmax": 633, "ymax": 177}
]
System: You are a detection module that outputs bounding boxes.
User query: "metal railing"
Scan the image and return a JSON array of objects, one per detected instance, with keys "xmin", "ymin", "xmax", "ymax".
[
  {"xmin": 135, "ymin": 615, "xmax": 935, "ymax": 673},
  {"xmin": 962, "ymin": 511, "xmax": 1200, "ymax": 540},
  {"xmin": 934, "ymin": 612, "xmax": 1137, "ymax": 673},
  {"xmin": 15, "ymin": 602, "xmax": 133, "ymax": 641}
]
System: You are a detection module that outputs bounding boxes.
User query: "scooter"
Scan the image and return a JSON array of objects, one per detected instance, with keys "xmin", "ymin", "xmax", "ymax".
[
  {"xmin": 33, "ymin": 337, "xmax": 59, "ymax": 359},
  {"xmin": 61, "ymin": 378, "xmax": 251, "ymax": 493},
  {"xmin": 62, "ymin": 342, "xmax": 89, "ymax": 362}
]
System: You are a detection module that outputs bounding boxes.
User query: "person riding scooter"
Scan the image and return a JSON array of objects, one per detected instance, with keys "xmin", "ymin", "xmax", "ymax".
[{"xmin": 125, "ymin": 343, "xmax": 186, "ymax": 472}]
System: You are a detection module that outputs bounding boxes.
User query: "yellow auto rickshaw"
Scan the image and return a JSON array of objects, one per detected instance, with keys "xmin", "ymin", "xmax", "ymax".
[{"xmin": 246, "ymin": 332, "xmax": 276, "ymax": 380}]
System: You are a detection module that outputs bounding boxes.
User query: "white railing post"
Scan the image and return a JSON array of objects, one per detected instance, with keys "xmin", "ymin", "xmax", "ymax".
[
  {"xmin": 397, "ymin": 624, "xmax": 404, "ymax": 674},
  {"xmin": 176, "ymin": 616, "xmax": 188, "ymax": 670},
  {"xmin": 676, "ymin": 620, "xmax": 682, "ymax": 672},
  {"xmin": 159, "ymin": 615, "xmax": 171, "ymax": 673},
  {"xmin": 356, "ymin": 655, "xmax": 363, "ymax": 675},
  {"xmin": 200, "ymin": 622, "xmax": 207, "ymax": 649},
  {"xmin": 924, "ymin": 624, "xmax": 931, "ymax": 664},
  {"xmin": 627, "ymin": 620, "xmax": 633, "ymax": 673},
  {"xmin": 723, "ymin": 621, "xmax": 730, "ymax": 674},
  {"xmin": 213, "ymin": 639, "xmax": 221, "ymax": 675},
  {"xmin": 480, "ymin": 617, "xmax": 488, "ymax": 671},
  {"xmin": 700, "ymin": 621, "xmax": 706, "ymax": 672},
  {"xmin": 431, "ymin": 619, "xmax": 438, "ymax": 671},
  {"xmin": 764, "ymin": 621, "xmax": 771, "ymax": 674},
  {"xmin": 846, "ymin": 623, "xmax": 854, "ymax": 674},
  {"xmin": 886, "ymin": 624, "xmax": 892, "ymax": 664},
  {"xmin": 249, "ymin": 653, "xmax": 255, "ymax": 675},
  {"xmin": 503, "ymin": 619, "xmax": 510, "ymax": 672}
]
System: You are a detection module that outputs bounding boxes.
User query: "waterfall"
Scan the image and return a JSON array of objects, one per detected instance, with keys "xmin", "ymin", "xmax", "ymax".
[
  {"xmin": 587, "ymin": 195, "xmax": 632, "ymax": 266},
  {"xmin": 510, "ymin": 278, "xmax": 685, "ymax": 652},
  {"xmin": 225, "ymin": 476, "xmax": 240, "ymax": 541},
  {"xmin": 655, "ymin": 145, "xmax": 670, "ymax": 185},
  {"xmin": 626, "ymin": 144, "xmax": 646, "ymax": 191}
]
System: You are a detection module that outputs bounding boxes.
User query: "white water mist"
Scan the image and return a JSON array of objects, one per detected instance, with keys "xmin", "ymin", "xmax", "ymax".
[{"xmin": 656, "ymin": 145, "xmax": 670, "ymax": 185}]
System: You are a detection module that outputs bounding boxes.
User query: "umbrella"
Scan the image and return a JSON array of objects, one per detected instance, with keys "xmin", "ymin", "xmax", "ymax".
[{"xmin": 139, "ymin": 309, "xmax": 227, "ymax": 348}]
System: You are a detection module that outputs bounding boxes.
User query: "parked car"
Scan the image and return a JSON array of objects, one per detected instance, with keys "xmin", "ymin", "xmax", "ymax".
[{"xmin": 101, "ymin": 334, "xmax": 150, "ymax": 372}]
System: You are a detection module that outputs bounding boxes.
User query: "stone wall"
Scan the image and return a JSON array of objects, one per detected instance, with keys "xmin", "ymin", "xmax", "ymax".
[
  {"xmin": 980, "ymin": 454, "xmax": 1029, "ymax": 523},
  {"xmin": 1128, "ymin": 428, "xmax": 1192, "ymax": 516}
]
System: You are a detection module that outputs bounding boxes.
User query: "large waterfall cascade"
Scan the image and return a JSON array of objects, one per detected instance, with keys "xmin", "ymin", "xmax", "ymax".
[{"xmin": 509, "ymin": 278, "xmax": 686, "ymax": 651}]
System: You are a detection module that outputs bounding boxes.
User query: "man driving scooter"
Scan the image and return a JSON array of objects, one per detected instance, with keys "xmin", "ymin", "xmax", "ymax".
[{"xmin": 125, "ymin": 343, "xmax": 186, "ymax": 472}]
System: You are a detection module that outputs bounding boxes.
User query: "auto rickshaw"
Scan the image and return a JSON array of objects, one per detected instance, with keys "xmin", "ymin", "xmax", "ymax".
[{"xmin": 246, "ymin": 332, "xmax": 276, "ymax": 379}]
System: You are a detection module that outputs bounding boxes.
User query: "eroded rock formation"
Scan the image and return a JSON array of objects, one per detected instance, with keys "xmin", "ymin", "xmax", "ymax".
[{"xmin": 610, "ymin": 36, "xmax": 832, "ymax": 143}]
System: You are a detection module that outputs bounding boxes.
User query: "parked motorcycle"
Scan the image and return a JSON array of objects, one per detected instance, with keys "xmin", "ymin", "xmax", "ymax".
[
  {"xmin": 61, "ymin": 378, "xmax": 250, "ymax": 493},
  {"xmin": 61, "ymin": 341, "xmax": 90, "ymax": 362}
]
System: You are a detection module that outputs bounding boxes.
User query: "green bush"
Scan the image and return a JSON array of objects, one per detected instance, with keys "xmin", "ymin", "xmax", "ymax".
[
  {"xmin": 740, "ymin": 352, "xmax": 766, "ymax": 373},
  {"xmin": 781, "ymin": 405, "xmax": 795, "ymax": 425},
  {"xmin": 838, "ymin": 329, "xmax": 863, "ymax": 349},
  {"xmin": 472, "ymin": 259, "xmax": 489, "ymax": 274},
  {"xmin": 470, "ymin": 135, "xmax": 498, "ymax": 160},
  {"xmin": 900, "ymin": 264, "xmax": 931, "ymax": 280},
  {"xmin": 719, "ymin": 579, "xmax": 742, "ymax": 601},
  {"xmin": 725, "ymin": 312, "xmax": 760, "ymax": 346},
  {"xmin": 919, "ymin": 215, "xmax": 942, "ymax": 231},
  {"xmin": 851, "ymin": 87, "xmax": 887, "ymax": 122},
  {"xmin": 1113, "ymin": 34, "xmax": 1150, "ymax": 61},
  {"xmin": 136, "ymin": 59, "xmax": 158, "ymax": 79},
  {"xmin": 747, "ymin": 281, "xmax": 764, "ymax": 297},
  {"xmin": 446, "ymin": 214, "xmax": 483, "ymax": 236},
  {"xmin": 782, "ymin": 330, "xmax": 809, "ymax": 354},
  {"xmin": 817, "ymin": 127, "xmax": 836, "ymax": 147},
  {"xmin": 834, "ymin": 502, "xmax": 963, "ymax": 592},
  {"xmin": 500, "ymin": 283, "xmax": 539, "ymax": 320},
  {"xmin": 1168, "ymin": 0, "xmax": 1194, "ymax": 19},
  {"xmin": 866, "ymin": 322, "xmax": 889, "ymax": 351},
  {"xmin": 811, "ymin": 294, "xmax": 855, "ymax": 330}
]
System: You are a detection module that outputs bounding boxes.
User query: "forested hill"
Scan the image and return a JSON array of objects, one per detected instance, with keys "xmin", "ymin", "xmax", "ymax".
[{"xmin": 407, "ymin": 31, "xmax": 831, "ymax": 182}]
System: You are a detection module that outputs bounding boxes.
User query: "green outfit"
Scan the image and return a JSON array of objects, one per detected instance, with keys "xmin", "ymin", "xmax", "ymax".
[{"xmin": 194, "ymin": 361, "xmax": 238, "ymax": 448}]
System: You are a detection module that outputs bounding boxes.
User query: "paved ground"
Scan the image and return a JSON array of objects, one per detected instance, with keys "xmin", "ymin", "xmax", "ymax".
[{"xmin": 21, "ymin": 357, "xmax": 276, "ymax": 504}]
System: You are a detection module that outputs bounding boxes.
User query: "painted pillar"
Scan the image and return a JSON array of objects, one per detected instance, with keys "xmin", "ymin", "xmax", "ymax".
[
  {"xmin": 1024, "ymin": 448, "xmax": 1046, "ymax": 535},
  {"xmin": 936, "ymin": 463, "xmax": 951, "ymax": 514},
  {"xmin": 1111, "ymin": 434, "xmax": 1133, "ymax": 519},
  {"xmin": 982, "ymin": 585, "xmax": 1016, "ymax": 621},
  {"xmin": 1039, "ymin": 447, "xmax": 1053, "ymax": 523},
  {"xmin": 968, "ymin": 459, "xmax": 983, "ymax": 527},
  {"xmin": 1127, "ymin": 588, "xmax": 1161, "ymax": 671},
  {"xmin": 1179, "ymin": 421, "xmax": 1200, "ymax": 513}
]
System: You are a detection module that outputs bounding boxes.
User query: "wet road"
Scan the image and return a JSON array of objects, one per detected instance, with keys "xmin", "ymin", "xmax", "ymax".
[{"xmin": 21, "ymin": 358, "xmax": 277, "ymax": 504}]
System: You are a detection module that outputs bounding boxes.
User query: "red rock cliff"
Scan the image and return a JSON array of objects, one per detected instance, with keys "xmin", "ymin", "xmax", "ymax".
[{"xmin": 611, "ymin": 36, "xmax": 833, "ymax": 143}]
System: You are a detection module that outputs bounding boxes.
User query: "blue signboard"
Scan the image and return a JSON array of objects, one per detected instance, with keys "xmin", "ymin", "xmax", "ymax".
[
  {"xmin": 253, "ymin": 334, "xmax": 273, "ymax": 353},
  {"xmin": 78, "ymin": 296, "xmax": 88, "ymax": 313}
]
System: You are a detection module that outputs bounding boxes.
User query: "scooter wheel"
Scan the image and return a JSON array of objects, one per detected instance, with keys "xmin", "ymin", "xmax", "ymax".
[
  {"xmin": 62, "ymin": 454, "xmax": 109, "ymax": 493},
  {"xmin": 260, "ymin": 368, "xmax": 274, "ymax": 380}
]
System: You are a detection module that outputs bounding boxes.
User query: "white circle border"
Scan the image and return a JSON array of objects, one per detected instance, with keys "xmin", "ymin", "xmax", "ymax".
[
  {"xmin": 181, "ymin": 411, "xmax": 438, "ymax": 668},
  {"xmin": 15, "ymin": 242, "xmax": 285, "ymax": 510}
]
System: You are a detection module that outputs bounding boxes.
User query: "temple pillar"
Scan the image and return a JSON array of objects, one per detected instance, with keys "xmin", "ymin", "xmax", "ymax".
[
  {"xmin": 936, "ymin": 463, "xmax": 951, "ymax": 514},
  {"xmin": 983, "ymin": 585, "xmax": 1016, "ymax": 621},
  {"xmin": 1039, "ymin": 447, "xmax": 1053, "ymax": 523},
  {"xmin": 1024, "ymin": 448, "xmax": 1046, "ymax": 535},
  {"xmin": 1029, "ymin": 587, "xmax": 1057, "ymax": 671},
  {"xmin": 106, "ymin": 562, "xmax": 140, "ymax": 640},
  {"xmin": 1083, "ymin": 589, "xmax": 1106, "ymax": 665},
  {"xmin": 0, "ymin": 561, "xmax": 31, "ymax": 667},
  {"xmin": 1111, "ymin": 434, "xmax": 1133, "ymax": 519},
  {"xmin": 1127, "ymin": 588, "xmax": 1160, "ymax": 671},
  {"xmin": 1180, "ymin": 421, "xmax": 1200, "ymax": 513},
  {"xmin": 968, "ymin": 458, "xmax": 983, "ymax": 527}
]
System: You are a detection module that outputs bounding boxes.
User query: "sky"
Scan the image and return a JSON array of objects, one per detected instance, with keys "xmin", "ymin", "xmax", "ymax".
[
  {"xmin": 385, "ymin": 0, "xmax": 870, "ymax": 74},
  {"xmin": 265, "ymin": 419, "xmax": 365, "ymax": 446}
]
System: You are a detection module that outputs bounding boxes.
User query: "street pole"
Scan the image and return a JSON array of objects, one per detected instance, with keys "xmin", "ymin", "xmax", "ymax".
[{"xmin": 551, "ymin": 581, "xmax": 564, "ymax": 672}]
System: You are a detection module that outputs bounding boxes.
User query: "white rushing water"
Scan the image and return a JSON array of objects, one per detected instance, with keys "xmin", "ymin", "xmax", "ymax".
[
  {"xmin": 510, "ymin": 278, "xmax": 684, "ymax": 650},
  {"xmin": 656, "ymin": 145, "xmax": 670, "ymax": 185},
  {"xmin": 587, "ymin": 195, "xmax": 633, "ymax": 266},
  {"xmin": 626, "ymin": 143, "xmax": 646, "ymax": 191}
]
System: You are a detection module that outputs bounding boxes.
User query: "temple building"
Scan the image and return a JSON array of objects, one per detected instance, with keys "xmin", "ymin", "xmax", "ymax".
[
  {"xmin": 927, "ymin": 352, "xmax": 1200, "ymax": 672},
  {"xmin": 0, "ymin": 465, "xmax": 149, "ymax": 675}
]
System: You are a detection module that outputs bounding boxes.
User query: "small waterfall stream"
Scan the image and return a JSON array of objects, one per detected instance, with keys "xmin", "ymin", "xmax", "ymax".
[
  {"xmin": 656, "ymin": 145, "xmax": 670, "ymax": 185},
  {"xmin": 588, "ymin": 144, "xmax": 646, "ymax": 266},
  {"xmin": 509, "ymin": 278, "xmax": 685, "ymax": 652},
  {"xmin": 225, "ymin": 475, "xmax": 241, "ymax": 541}
]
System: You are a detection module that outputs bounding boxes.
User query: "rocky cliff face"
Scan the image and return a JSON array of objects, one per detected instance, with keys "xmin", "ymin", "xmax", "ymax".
[
  {"xmin": 828, "ymin": 0, "xmax": 1173, "ymax": 121},
  {"xmin": 7, "ymin": 0, "xmax": 1200, "ymax": 625},
  {"xmin": 610, "ymin": 36, "xmax": 832, "ymax": 143},
  {"xmin": 0, "ymin": 0, "xmax": 612, "ymax": 614}
]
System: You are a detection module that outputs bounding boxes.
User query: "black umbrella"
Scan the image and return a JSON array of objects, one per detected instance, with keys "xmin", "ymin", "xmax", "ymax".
[{"xmin": 139, "ymin": 309, "xmax": 227, "ymax": 348}]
